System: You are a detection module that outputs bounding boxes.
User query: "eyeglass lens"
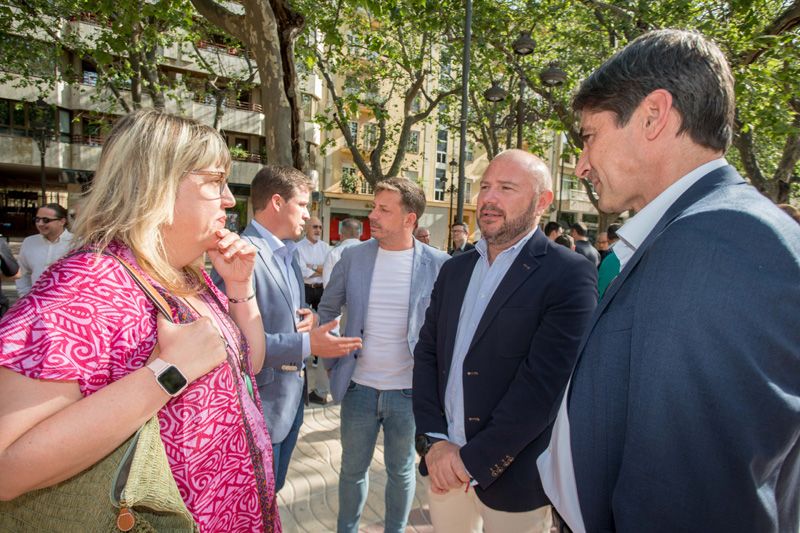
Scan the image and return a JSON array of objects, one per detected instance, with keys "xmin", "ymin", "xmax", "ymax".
[{"xmin": 34, "ymin": 217, "xmax": 58, "ymax": 223}]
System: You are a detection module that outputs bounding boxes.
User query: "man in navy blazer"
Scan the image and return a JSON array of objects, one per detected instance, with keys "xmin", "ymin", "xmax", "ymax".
[
  {"xmin": 214, "ymin": 165, "xmax": 361, "ymax": 492},
  {"xmin": 538, "ymin": 30, "xmax": 800, "ymax": 532},
  {"xmin": 413, "ymin": 150, "xmax": 597, "ymax": 532}
]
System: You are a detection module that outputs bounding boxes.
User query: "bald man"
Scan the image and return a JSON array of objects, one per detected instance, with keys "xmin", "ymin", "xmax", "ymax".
[{"xmin": 413, "ymin": 149, "xmax": 597, "ymax": 533}]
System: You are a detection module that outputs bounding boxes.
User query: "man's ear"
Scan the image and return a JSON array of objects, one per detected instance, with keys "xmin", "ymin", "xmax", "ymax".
[
  {"xmin": 641, "ymin": 89, "xmax": 673, "ymax": 141},
  {"xmin": 405, "ymin": 212, "xmax": 418, "ymax": 229},
  {"xmin": 269, "ymin": 193, "xmax": 283, "ymax": 212},
  {"xmin": 536, "ymin": 190, "xmax": 555, "ymax": 217}
]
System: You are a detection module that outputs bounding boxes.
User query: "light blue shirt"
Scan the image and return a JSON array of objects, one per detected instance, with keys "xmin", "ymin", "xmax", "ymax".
[
  {"xmin": 251, "ymin": 220, "xmax": 311, "ymax": 358},
  {"xmin": 430, "ymin": 228, "xmax": 538, "ymax": 447}
]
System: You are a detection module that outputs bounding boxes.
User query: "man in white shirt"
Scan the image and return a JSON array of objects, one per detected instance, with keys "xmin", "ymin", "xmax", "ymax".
[
  {"xmin": 296, "ymin": 216, "xmax": 330, "ymax": 310},
  {"xmin": 318, "ymin": 178, "xmax": 450, "ymax": 533},
  {"xmin": 538, "ymin": 29, "xmax": 800, "ymax": 533},
  {"xmin": 297, "ymin": 216, "xmax": 333, "ymax": 404},
  {"xmin": 16, "ymin": 203, "xmax": 73, "ymax": 297}
]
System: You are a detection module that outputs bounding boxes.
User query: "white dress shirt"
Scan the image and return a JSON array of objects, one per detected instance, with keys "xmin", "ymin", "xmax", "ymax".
[
  {"xmin": 537, "ymin": 158, "xmax": 728, "ymax": 533},
  {"xmin": 296, "ymin": 238, "xmax": 331, "ymax": 285},
  {"xmin": 16, "ymin": 229, "xmax": 73, "ymax": 297}
]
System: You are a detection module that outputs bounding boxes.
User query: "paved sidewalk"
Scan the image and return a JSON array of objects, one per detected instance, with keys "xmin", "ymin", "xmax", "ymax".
[{"xmin": 278, "ymin": 403, "xmax": 433, "ymax": 533}]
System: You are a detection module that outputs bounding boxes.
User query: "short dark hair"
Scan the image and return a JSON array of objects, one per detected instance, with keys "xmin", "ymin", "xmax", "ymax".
[
  {"xmin": 451, "ymin": 222, "xmax": 468, "ymax": 232},
  {"xmin": 555, "ymin": 234, "xmax": 574, "ymax": 249},
  {"xmin": 251, "ymin": 165, "xmax": 312, "ymax": 212},
  {"xmin": 607, "ymin": 223, "xmax": 622, "ymax": 241},
  {"xmin": 571, "ymin": 222, "xmax": 588, "ymax": 237},
  {"xmin": 544, "ymin": 221, "xmax": 561, "ymax": 236},
  {"xmin": 41, "ymin": 203, "xmax": 68, "ymax": 219},
  {"xmin": 374, "ymin": 177, "xmax": 426, "ymax": 220},
  {"xmin": 572, "ymin": 29, "xmax": 735, "ymax": 152}
]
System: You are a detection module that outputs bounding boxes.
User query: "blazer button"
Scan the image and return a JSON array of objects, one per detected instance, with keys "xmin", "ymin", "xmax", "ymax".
[
  {"xmin": 466, "ymin": 371, "xmax": 479, "ymax": 376},
  {"xmin": 468, "ymin": 416, "xmax": 480, "ymax": 422}
]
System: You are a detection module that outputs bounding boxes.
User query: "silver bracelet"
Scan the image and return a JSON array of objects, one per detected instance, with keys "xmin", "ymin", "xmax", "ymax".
[{"xmin": 228, "ymin": 293, "xmax": 256, "ymax": 303}]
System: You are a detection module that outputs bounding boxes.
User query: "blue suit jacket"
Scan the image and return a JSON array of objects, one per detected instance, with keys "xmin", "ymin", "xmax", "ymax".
[
  {"xmin": 213, "ymin": 222, "xmax": 308, "ymax": 444},
  {"xmin": 317, "ymin": 239, "xmax": 450, "ymax": 403},
  {"xmin": 568, "ymin": 166, "xmax": 800, "ymax": 532},
  {"xmin": 413, "ymin": 230, "xmax": 598, "ymax": 512}
]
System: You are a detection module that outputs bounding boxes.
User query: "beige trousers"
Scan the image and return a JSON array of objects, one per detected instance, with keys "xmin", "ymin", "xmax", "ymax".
[{"xmin": 427, "ymin": 481, "xmax": 552, "ymax": 533}]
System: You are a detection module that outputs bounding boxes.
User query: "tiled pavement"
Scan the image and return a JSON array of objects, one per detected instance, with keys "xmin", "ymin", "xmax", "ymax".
[{"xmin": 278, "ymin": 403, "xmax": 433, "ymax": 533}]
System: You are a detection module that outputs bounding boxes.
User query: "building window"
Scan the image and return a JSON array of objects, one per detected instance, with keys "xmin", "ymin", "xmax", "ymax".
[
  {"xmin": 348, "ymin": 121, "xmax": 358, "ymax": 145},
  {"xmin": 81, "ymin": 61, "xmax": 98, "ymax": 86},
  {"xmin": 302, "ymin": 93, "xmax": 313, "ymax": 117},
  {"xmin": 403, "ymin": 169, "xmax": 419, "ymax": 183},
  {"xmin": 58, "ymin": 109, "xmax": 71, "ymax": 142},
  {"xmin": 411, "ymin": 96, "xmax": 421, "ymax": 113},
  {"xmin": 464, "ymin": 181, "xmax": 472, "ymax": 202},
  {"xmin": 465, "ymin": 142, "xmax": 474, "ymax": 162},
  {"xmin": 363, "ymin": 123, "xmax": 377, "ymax": 151},
  {"xmin": 407, "ymin": 130, "xmax": 420, "ymax": 154},
  {"xmin": 434, "ymin": 168, "xmax": 446, "ymax": 201},
  {"xmin": 360, "ymin": 178, "xmax": 374, "ymax": 195},
  {"xmin": 436, "ymin": 129, "xmax": 448, "ymax": 164}
]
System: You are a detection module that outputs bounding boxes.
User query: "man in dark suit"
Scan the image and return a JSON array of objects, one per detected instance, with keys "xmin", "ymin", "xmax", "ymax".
[
  {"xmin": 448, "ymin": 222, "xmax": 475, "ymax": 256},
  {"xmin": 538, "ymin": 30, "xmax": 800, "ymax": 533},
  {"xmin": 214, "ymin": 165, "xmax": 361, "ymax": 491},
  {"xmin": 413, "ymin": 149, "xmax": 597, "ymax": 532}
]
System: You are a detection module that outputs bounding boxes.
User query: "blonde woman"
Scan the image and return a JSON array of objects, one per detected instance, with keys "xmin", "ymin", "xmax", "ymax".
[{"xmin": 0, "ymin": 109, "xmax": 280, "ymax": 532}]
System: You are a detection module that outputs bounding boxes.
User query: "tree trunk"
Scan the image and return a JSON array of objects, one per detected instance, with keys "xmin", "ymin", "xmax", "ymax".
[{"xmin": 191, "ymin": 0, "xmax": 306, "ymax": 169}]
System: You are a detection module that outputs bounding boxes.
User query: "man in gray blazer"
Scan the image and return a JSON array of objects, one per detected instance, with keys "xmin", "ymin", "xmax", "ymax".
[
  {"xmin": 318, "ymin": 178, "xmax": 450, "ymax": 533},
  {"xmin": 215, "ymin": 165, "xmax": 361, "ymax": 492}
]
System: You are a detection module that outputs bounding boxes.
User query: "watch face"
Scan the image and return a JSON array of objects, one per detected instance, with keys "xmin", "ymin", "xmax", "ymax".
[{"xmin": 158, "ymin": 365, "xmax": 188, "ymax": 395}]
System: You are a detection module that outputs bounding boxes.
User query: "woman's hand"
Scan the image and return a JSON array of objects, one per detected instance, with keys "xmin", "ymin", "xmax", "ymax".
[
  {"xmin": 155, "ymin": 314, "xmax": 228, "ymax": 384},
  {"xmin": 207, "ymin": 229, "xmax": 257, "ymax": 286}
]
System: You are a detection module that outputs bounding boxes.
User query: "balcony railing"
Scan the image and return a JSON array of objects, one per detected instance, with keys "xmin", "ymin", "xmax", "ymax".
[
  {"xmin": 192, "ymin": 94, "xmax": 263, "ymax": 113},
  {"xmin": 231, "ymin": 152, "xmax": 263, "ymax": 164},
  {"xmin": 71, "ymin": 134, "xmax": 104, "ymax": 146},
  {"xmin": 195, "ymin": 41, "xmax": 255, "ymax": 60}
]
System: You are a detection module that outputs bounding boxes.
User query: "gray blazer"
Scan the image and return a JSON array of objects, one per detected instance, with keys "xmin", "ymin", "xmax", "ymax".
[
  {"xmin": 213, "ymin": 222, "xmax": 308, "ymax": 443},
  {"xmin": 318, "ymin": 238, "xmax": 450, "ymax": 403}
]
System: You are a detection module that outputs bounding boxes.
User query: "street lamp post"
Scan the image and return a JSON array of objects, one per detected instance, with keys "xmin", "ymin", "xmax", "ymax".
[
  {"xmin": 446, "ymin": 158, "xmax": 458, "ymax": 251},
  {"xmin": 32, "ymin": 98, "xmax": 52, "ymax": 204},
  {"xmin": 511, "ymin": 31, "xmax": 535, "ymax": 149}
]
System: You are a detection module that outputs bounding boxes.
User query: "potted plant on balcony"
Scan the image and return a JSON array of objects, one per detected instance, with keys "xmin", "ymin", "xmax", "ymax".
[
  {"xmin": 229, "ymin": 145, "xmax": 249, "ymax": 161},
  {"xmin": 341, "ymin": 171, "xmax": 358, "ymax": 194}
]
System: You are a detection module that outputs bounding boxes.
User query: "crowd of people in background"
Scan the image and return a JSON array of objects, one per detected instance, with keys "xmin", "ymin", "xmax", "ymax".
[{"xmin": 0, "ymin": 28, "xmax": 799, "ymax": 533}]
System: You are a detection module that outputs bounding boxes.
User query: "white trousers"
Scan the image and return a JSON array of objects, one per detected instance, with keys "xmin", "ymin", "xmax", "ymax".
[{"xmin": 427, "ymin": 481, "xmax": 552, "ymax": 533}]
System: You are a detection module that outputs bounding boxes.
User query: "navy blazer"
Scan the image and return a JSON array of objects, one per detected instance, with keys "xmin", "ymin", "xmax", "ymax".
[
  {"xmin": 568, "ymin": 166, "xmax": 800, "ymax": 532},
  {"xmin": 413, "ymin": 230, "xmax": 597, "ymax": 512}
]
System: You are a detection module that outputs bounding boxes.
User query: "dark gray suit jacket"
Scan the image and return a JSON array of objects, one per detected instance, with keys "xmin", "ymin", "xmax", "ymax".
[{"xmin": 568, "ymin": 166, "xmax": 800, "ymax": 532}]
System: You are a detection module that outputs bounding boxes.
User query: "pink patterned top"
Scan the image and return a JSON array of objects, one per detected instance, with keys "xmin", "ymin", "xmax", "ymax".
[{"xmin": 0, "ymin": 241, "xmax": 281, "ymax": 533}]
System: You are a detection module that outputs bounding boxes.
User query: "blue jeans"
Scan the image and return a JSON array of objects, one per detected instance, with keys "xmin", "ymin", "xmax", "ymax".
[
  {"xmin": 337, "ymin": 382, "xmax": 416, "ymax": 533},
  {"xmin": 272, "ymin": 395, "xmax": 304, "ymax": 492}
]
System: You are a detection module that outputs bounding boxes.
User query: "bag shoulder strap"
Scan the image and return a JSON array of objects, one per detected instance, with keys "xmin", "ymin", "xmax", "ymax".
[{"xmin": 102, "ymin": 251, "xmax": 174, "ymax": 324}]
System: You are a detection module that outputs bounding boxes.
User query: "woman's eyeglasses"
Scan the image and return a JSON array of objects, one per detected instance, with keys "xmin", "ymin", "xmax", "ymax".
[
  {"xmin": 34, "ymin": 217, "xmax": 61, "ymax": 224},
  {"xmin": 184, "ymin": 170, "xmax": 230, "ymax": 198}
]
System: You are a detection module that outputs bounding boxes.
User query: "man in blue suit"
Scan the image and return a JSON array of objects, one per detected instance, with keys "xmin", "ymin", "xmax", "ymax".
[
  {"xmin": 215, "ymin": 165, "xmax": 361, "ymax": 491},
  {"xmin": 318, "ymin": 178, "xmax": 450, "ymax": 533},
  {"xmin": 538, "ymin": 30, "xmax": 800, "ymax": 532},
  {"xmin": 412, "ymin": 150, "xmax": 597, "ymax": 533}
]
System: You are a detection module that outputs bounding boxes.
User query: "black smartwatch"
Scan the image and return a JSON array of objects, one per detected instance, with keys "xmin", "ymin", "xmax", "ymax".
[
  {"xmin": 147, "ymin": 358, "xmax": 189, "ymax": 397},
  {"xmin": 415, "ymin": 434, "xmax": 443, "ymax": 458}
]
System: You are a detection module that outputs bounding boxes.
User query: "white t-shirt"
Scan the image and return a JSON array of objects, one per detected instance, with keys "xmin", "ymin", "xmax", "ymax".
[{"xmin": 352, "ymin": 247, "xmax": 414, "ymax": 390}]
